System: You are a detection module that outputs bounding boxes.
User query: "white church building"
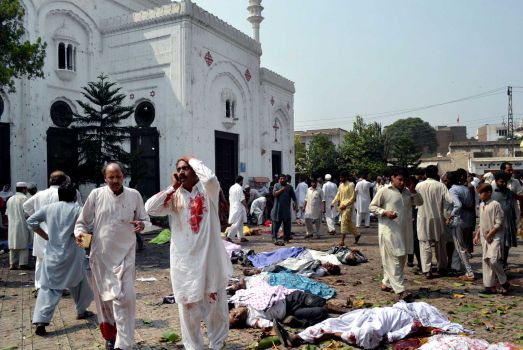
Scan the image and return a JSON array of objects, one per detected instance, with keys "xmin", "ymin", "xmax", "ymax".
[{"xmin": 0, "ymin": 0, "xmax": 295, "ymax": 196}]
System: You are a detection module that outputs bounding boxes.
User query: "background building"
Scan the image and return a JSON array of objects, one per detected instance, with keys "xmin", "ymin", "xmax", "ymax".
[
  {"xmin": 0, "ymin": 0, "xmax": 295, "ymax": 197},
  {"xmin": 295, "ymin": 128, "xmax": 348, "ymax": 149},
  {"xmin": 435, "ymin": 125, "xmax": 467, "ymax": 155}
]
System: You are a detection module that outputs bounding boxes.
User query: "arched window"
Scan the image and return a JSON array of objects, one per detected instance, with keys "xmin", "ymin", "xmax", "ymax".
[
  {"xmin": 73, "ymin": 47, "xmax": 77, "ymax": 72},
  {"xmin": 58, "ymin": 43, "xmax": 66, "ymax": 69},
  {"xmin": 225, "ymin": 100, "xmax": 231, "ymax": 118},
  {"xmin": 135, "ymin": 101, "xmax": 155, "ymax": 127},
  {"xmin": 66, "ymin": 44, "xmax": 73, "ymax": 70}
]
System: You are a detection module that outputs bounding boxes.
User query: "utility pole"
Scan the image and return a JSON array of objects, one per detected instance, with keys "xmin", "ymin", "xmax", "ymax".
[{"xmin": 507, "ymin": 86, "xmax": 514, "ymax": 156}]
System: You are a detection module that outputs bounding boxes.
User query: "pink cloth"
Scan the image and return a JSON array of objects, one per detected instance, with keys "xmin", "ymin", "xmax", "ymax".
[
  {"xmin": 230, "ymin": 277, "xmax": 294, "ymax": 311},
  {"xmin": 419, "ymin": 335, "xmax": 520, "ymax": 350},
  {"xmin": 222, "ymin": 239, "xmax": 241, "ymax": 258}
]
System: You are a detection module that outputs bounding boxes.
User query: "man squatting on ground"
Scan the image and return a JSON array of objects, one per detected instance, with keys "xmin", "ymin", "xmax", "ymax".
[
  {"xmin": 145, "ymin": 156, "xmax": 233, "ymax": 350},
  {"xmin": 75, "ymin": 162, "xmax": 150, "ymax": 350},
  {"xmin": 28, "ymin": 183, "xmax": 94, "ymax": 336}
]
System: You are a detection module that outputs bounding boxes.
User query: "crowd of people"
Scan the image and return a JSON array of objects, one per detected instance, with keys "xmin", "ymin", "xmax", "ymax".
[{"xmin": 0, "ymin": 158, "xmax": 520, "ymax": 349}]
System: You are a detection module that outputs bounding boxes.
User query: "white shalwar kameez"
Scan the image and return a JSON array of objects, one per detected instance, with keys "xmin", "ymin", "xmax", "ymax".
[
  {"xmin": 28, "ymin": 201, "xmax": 93, "ymax": 325},
  {"xmin": 296, "ymin": 181, "xmax": 308, "ymax": 220},
  {"xmin": 227, "ymin": 183, "xmax": 246, "ymax": 240},
  {"xmin": 355, "ymin": 179, "xmax": 372, "ymax": 227},
  {"xmin": 304, "ymin": 187, "xmax": 324, "ymax": 237},
  {"xmin": 298, "ymin": 301, "xmax": 467, "ymax": 349},
  {"xmin": 250, "ymin": 196, "xmax": 267, "ymax": 225},
  {"xmin": 322, "ymin": 181, "xmax": 338, "ymax": 232},
  {"xmin": 23, "ymin": 185, "xmax": 82, "ymax": 288},
  {"xmin": 415, "ymin": 179, "xmax": 453, "ymax": 273},
  {"xmin": 370, "ymin": 186, "xmax": 423, "ymax": 293},
  {"xmin": 75, "ymin": 186, "xmax": 150, "ymax": 350},
  {"xmin": 145, "ymin": 159, "xmax": 233, "ymax": 350},
  {"xmin": 6, "ymin": 192, "xmax": 31, "ymax": 266}
]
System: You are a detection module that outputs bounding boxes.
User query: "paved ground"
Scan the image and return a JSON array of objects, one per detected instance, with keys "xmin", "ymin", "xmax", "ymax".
[{"xmin": 1, "ymin": 222, "xmax": 522, "ymax": 349}]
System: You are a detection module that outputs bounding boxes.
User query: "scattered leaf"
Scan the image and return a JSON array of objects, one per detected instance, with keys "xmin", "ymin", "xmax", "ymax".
[
  {"xmin": 143, "ymin": 320, "xmax": 153, "ymax": 326},
  {"xmin": 452, "ymin": 293, "xmax": 465, "ymax": 299},
  {"xmin": 452, "ymin": 282, "xmax": 465, "ymax": 287},
  {"xmin": 160, "ymin": 331, "xmax": 180, "ymax": 343}
]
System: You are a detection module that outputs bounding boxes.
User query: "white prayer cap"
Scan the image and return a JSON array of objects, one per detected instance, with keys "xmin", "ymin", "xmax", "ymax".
[
  {"xmin": 16, "ymin": 182, "xmax": 27, "ymax": 187},
  {"xmin": 325, "ymin": 174, "xmax": 332, "ymax": 181}
]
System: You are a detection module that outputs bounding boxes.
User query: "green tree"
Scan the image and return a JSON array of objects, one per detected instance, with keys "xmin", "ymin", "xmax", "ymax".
[
  {"xmin": 389, "ymin": 136, "xmax": 422, "ymax": 170},
  {"xmin": 294, "ymin": 135, "xmax": 310, "ymax": 179},
  {"xmin": 72, "ymin": 74, "xmax": 134, "ymax": 186},
  {"xmin": 384, "ymin": 117, "xmax": 437, "ymax": 155},
  {"xmin": 338, "ymin": 116, "xmax": 388, "ymax": 177},
  {"xmin": 307, "ymin": 134, "xmax": 338, "ymax": 178},
  {"xmin": 0, "ymin": 0, "xmax": 47, "ymax": 93}
]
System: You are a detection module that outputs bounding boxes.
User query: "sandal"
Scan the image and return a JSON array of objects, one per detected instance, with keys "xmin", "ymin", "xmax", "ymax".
[
  {"xmin": 381, "ymin": 284, "xmax": 393, "ymax": 293},
  {"xmin": 76, "ymin": 310, "xmax": 95, "ymax": 320}
]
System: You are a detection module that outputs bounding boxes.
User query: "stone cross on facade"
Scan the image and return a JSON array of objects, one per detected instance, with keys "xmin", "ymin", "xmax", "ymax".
[{"xmin": 272, "ymin": 119, "xmax": 279, "ymax": 142}]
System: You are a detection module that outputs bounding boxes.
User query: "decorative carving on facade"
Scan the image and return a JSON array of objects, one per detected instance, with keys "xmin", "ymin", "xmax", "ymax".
[
  {"xmin": 244, "ymin": 69, "xmax": 251, "ymax": 81},
  {"xmin": 204, "ymin": 51, "xmax": 214, "ymax": 66}
]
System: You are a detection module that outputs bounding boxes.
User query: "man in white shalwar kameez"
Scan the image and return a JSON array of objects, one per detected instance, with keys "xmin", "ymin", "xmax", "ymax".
[
  {"xmin": 415, "ymin": 165, "xmax": 453, "ymax": 278},
  {"xmin": 355, "ymin": 175, "xmax": 372, "ymax": 228},
  {"xmin": 322, "ymin": 174, "xmax": 338, "ymax": 234},
  {"xmin": 250, "ymin": 195, "xmax": 267, "ymax": 225},
  {"xmin": 6, "ymin": 182, "xmax": 30, "ymax": 270},
  {"xmin": 145, "ymin": 156, "xmax": 233, "ymax": 350},
  {"xmin": 28, "ymin": 184, "xmax": 94, "ymax": 336},
  {"xmin": 295, "ymin": 178, "xmax": 308, "ymax": 223},
  {"xmin": 227, "ymin": 176, "xmax": 248, "ymax": 242},
  {"xmin": 370, "ymin": 169, "xmax": 423, "ymax": 298},
  {"xmin": 23, "ymin": 171, "xmax": 80, "ymax": 289},
  {"xmin": 75, "ymin": 163, "xmax": 150, "ymax": 350},
  {"xmin": 304, "ymin": 178, "xmax": 325, "ymax": 238}
]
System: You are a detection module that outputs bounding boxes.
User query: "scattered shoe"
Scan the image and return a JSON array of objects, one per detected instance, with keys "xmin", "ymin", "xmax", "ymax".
[
  {"xmin": 106, "ymin": 340, "xmax": 116, "ymax": 350},
  {"xmin": 34, "ymin": 323, "xmax": 47, "ymax": 336},
  {"xmin": 76, "ymin": 310, "xmax": 95, "ymax": 320},
  {"xmin": 381, "ymin": 284, "xmax": 393, "ymax": 293},
  {"xmin": 500, "ymin": 281, "xmax": 511, "ymax": 295}
]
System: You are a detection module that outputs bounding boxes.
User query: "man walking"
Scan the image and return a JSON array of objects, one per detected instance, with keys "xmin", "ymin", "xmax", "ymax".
[
  {"xmin": 28, "ymin": 183, "xmax": 94, "ymax": 336},
  {"xmin": 323, "ymin": 174, "xmax": 338, "ymax": 235},
  {"xmin": 271, "ymin": 174, "xmax": 297, "ymax": 245},
  {"xmin": 145, "ymin": 156, "xmax": 232, "ymax": 350},
  {"xmin": 295, "ymin": 178, "xmax": 308, "ymax": 224},
  {"xmin": 332, "ymin": 171, "xmax": 359, "ymax": 247},
  {"xmin": 24, "ymin": 170, "xmax": 78, "ymax": 290},
  {"xmin": 370, "ymin": 168, "xmax": 423, "ymax": 299},
  {"xmin": 75, "ymin": 162, "xmax": 150, "ymax": 350},
  {"xmin": 304, "ymin": 178, "xmax": 325, "ymax": 238},
  {"xmin": 227, "ymin": 176, "xmax": 248, "ymax": 242},
  {"xmin": 415, "ymin": 165, "xmax": 453, "ymax": 279},
  {"xmin": 6, "ymin": 182, "xmax": 30, "ymax": 270},
  {"xmin": 355, "ymin": 174, "xmax": 372, "ymax": 228}
]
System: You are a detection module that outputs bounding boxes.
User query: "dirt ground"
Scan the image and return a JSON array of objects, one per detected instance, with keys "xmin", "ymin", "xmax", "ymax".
[{"xmin": 1, "ymin": 220, "xmax": 522, "ymax": 349}]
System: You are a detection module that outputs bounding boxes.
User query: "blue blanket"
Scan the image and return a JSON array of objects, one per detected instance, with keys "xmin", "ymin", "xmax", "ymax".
[
  {"xmin": 269, "ymin": 272, "xmax": 336, "ymax": 299},
  {"xmin": 248, "ymin": 247, "xmax": 304, "ymax": 268}
]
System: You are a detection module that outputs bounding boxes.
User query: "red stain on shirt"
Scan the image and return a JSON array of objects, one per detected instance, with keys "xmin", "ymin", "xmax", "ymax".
[
  {"xmin": 100, "ymin": 322, "xmax": 117, "ymax": 341},
  {"xmin": 189, "ymin": 192, "xmax": 205, "ymax": 233}
]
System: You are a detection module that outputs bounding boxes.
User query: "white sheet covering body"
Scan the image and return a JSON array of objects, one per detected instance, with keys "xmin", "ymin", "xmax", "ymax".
[
  {"xmin": 74, "ymin": 186, "xmax": 150, "ymax": 350},
  {"xmin": 298, "ymin": 301, "xmax": 468, "ymax": 349},
  {"xmin": 323, "ymin": 181, "xmax": 338, "ymax": 232},
  {"xmin": 370, "ymin": 185, "xmax": 423, "ymax": 293},
  {"xmin": 145, "ymin": 158, "xmax": 232, "ymax": 350}
]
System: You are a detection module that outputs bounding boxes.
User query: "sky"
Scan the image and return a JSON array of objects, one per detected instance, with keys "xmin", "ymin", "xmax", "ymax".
[{"xmin": 193, "ymin": 0, "xmax": 523, "ymax": 138}]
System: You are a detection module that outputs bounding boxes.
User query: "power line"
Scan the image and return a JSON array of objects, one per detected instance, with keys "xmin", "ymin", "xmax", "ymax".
[{"xmin": 294, "ymin": 87, "xmax": 506, "ymax": 127}]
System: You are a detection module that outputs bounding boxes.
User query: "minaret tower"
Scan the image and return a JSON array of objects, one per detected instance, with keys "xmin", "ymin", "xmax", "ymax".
[{"xmin": 247, "ymin": 0, "xmax": 264, "ymax": 43}]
